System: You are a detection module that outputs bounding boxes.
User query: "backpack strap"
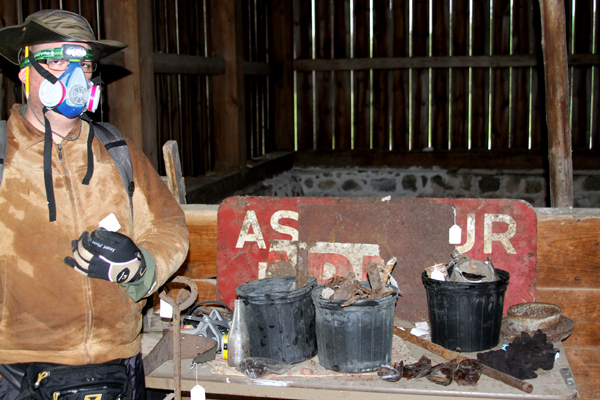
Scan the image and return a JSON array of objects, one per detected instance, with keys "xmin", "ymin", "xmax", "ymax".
[
  {"xmin": 92, "ymin": 121, "xmax": 135, "ymax": 221},
  {"xmin": 0, "ymin": 121, "xmax": 6, "ymax": 188}
]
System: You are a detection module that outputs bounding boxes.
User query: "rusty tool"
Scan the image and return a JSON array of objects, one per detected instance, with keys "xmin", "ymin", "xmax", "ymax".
[
  {"xmin": 143, "ymin": 330, "xmax": 217, "ymax": 375},
  {"xmin": 151, "ymin": 276, "xmax": 198, "ymax": 400},
  {"xmin": 393, "ymin": 327, "xmax": 534, "ymax": 394}
]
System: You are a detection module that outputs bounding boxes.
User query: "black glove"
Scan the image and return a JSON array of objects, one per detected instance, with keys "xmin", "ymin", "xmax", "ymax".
[{"xmin": 64, "ymin": 228, "xmax": 147, "ymax": 283}]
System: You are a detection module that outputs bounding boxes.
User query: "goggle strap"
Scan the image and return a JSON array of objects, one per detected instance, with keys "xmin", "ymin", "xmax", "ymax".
[{"xmin": 28, "ymin": 53, "xmax": 58, "ymax": 84}]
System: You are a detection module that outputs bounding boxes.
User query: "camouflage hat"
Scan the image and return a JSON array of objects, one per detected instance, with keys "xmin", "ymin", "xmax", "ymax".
[{"xmin": 0, "ymin": 9, "xmax": 127, "ymax": 65}]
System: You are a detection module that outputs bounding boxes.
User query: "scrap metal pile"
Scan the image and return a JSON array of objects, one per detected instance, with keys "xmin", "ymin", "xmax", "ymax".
[{"xmin": 319, "ymin": 258, "xmax": 399, "ymax": 307}]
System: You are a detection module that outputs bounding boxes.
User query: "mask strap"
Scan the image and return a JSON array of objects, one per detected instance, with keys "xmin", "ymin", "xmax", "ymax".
[
  {"xmin": 79, "ymin": 113, "xmax": 95, "ymax": 185},
  {"xmin": 27, "ymin": 53, "xmax": 58, "ymax": 84},
  {"xmin": 41, "ymin": 107, "xmax": 57, "ymax": 222}
]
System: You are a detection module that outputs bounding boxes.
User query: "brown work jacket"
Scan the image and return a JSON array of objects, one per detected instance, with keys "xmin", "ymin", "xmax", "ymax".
[{"xmin": 0, "ymin": 104, "xmax": 189, "ymax": 365}]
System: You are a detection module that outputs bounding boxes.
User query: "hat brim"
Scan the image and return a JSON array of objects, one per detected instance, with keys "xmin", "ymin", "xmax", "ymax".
[{"xmin": 0, "ymin": 19, "xmax": 127, "ymax": 65}]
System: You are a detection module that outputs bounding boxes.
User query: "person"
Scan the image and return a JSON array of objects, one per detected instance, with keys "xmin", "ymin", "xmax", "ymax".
[{"xmin": 0, "ymin": 9, "xmax": 189, "ymax": 400}]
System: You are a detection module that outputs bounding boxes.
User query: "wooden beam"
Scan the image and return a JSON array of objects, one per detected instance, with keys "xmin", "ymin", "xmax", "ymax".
[
  {"xmin": 209, "ymin": 0, "xmax": 247, "ymax": 171},
  {"xmin": 538, "ymin": 0, "xmax": 573, "ymax": 207},
  {"xmin": 294, "ymin": 55, "xmax": 539, "ymax": 70},
  {"xmin": 102, "ymin": 0, "xmax": 158, "ymax": 169},
  {"xmin": 294, "ymin": 54, "xmax": 600, "ymax": 71},
  {"xmin": 153, "ymin": 53, "xmax": 225, "ymax": 75}
]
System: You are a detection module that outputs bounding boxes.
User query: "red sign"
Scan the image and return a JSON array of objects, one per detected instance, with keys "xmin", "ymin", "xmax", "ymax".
[{"xmin": 217, "ymin": 197, "xmax": 536, "ymax": 321}]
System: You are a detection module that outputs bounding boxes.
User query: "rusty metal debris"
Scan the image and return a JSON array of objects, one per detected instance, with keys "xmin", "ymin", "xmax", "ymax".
[
  {"xmin": 392, "ymin": 326, "xmax": 534, "ymax": 393},
  {"xmin": 377, "ymin": 355, "xmax": 482, "ymax": 387},
  {"xmin": 320, "ymin": 259, "xmax": 398, "ymax": 307},
  {"xmin": 426, "ymin": 251, "xmax": 498, "ymax": 283}
]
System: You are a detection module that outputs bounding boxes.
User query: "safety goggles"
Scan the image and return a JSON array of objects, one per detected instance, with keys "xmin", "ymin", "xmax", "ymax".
[{"xmin": 19, "ymin": 43, "xmax": 96, "ymax": 73}]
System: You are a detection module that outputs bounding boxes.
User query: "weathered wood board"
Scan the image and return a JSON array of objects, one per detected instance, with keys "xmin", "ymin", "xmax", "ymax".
[{"xmin": 217, "ymin": 197, "xmax": 537, "ymax": 321}]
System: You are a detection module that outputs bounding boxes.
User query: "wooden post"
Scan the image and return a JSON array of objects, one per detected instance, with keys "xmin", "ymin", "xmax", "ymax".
[
  {"xmin": 103, "ymin": 0, "xmax": 158, "ymax": 169},
  {"xmin": 538, "ymin": 0, "xmax": 573, "ymax": 207},
  {"xmin": 210, "ymin": 0, "xmax": 247, "ymax": 171}
]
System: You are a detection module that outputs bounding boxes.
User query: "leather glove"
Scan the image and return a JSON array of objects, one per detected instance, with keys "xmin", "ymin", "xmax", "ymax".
[{"xmin": 64, "ymin": 228, "xmax": 147, "ymax": 283}]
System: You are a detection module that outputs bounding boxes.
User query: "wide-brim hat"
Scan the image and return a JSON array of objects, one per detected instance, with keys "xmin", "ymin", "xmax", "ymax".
[{"xmin": 0, "ymin": 9, "xmax": 127, "ymax": 65}]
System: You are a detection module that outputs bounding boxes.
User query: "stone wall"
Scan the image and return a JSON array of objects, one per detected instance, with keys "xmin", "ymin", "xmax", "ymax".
[{"xmin": 235, "ymin": 166, "xmax": 600, "ymax": 208}]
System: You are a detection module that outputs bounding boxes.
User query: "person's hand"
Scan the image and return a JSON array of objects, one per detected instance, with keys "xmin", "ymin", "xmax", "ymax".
[{"xmin": 64, "ymin": 228, "xmax": 147, "ymax": 283}]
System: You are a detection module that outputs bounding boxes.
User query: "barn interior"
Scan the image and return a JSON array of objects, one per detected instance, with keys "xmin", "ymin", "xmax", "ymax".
[{"xmin": 1, "ymin": 1, "xmax": 599, "ymax": 399}]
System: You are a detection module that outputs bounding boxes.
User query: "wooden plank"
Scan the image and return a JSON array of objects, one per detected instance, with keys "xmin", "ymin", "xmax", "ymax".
[
  {"xmin": 562, "ymin": 348, "xmax": 600, "ymax": 400},
  {"xmin": 178, "ymin": 205, "xmax": 218, "ymax": 279},
  {"xmin": 593, "ymin": 0, "xmax": 600, "ymax": 152},
  {"xmin": 103, "ymin": 0, "xmax": 149, "ymax": 160},
  {"xmin": 412, "ymin": 0, "xmax": 430, "ymax": 151},
  {"xmin": 570, "ymin": 0, "xmax": 594, "ymax": 151},
  {"xmin": 333, "ymin": 0, "xmax": 352, "ymax": 150},
  {"xmin": 530, "ymin": 0, "xmax": 544, "ymax": 152},
  {"xmin": 194, "ymin": 74, "xmax": 212, "ymax": 175},
  {"xmin": 271, "ymin": 0, "xmax": 295, "ymax": 152},
  {"xmin": 539, "ymin": 0, "xmax": 574, "ymax": 207},
  {"xmin": 450, "ymin": 0, "xmax": 469, "ymax": 150},
  {"xmin": 371, "ymin": 0, "xmax": 392, "ymax": 150},
  {"xmin": 314, "ymin": 0, "xmax": 333, "ymax": 150},
  {"xmin": 179, "ymin": 73, "xmax": 192, "ymax": 175},
  {"xmin": 162, "ymin": 140, "xmax": 187, "ymax": 204},
  {"xmin": 536, "ymin": 212, "xmax": 600, "ymax": 288},
  {"xmin": 210, "ymin": 0, "xmax": 247, "ymax": 171},
  {"xmin": 511, "ymin": 0, "xmax": 534, "ymax": 150},
  {"xmin": 469, "ymin": 0, "xmax": 491, "ymax": 150},
  {"xmin": 391, "ymin": 0, "xmax": 410, "ymax": 150},
  {"xmin": 490, "ymin": 0, "xmax": 511, "ymax": 150},
  {"xmin": 430, "ymin": 0, "xmax": 450, "ymax": 151},
  {"xmin": 536, "ymin": 288, "xmax": 600, "ymax": 347},
  {"xmin": 293, "ymin": 54, "xmax": 539, "ymax": 70},
  {"xmin": 153, "ymin": 53, "xmax": 225, "ymax": 75},
  {"xmin": 294, "ymin": 0, "xmax": 314, "ymax": 151},
  {"xmin": 352, "ymin": 0, "xmax": 371, "ymax": 150}
]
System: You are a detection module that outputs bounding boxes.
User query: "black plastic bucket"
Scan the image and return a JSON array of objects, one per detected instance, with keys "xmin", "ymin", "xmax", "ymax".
[
  {"xmin": 311, "ymin": 282, "xmax": 399, "ymax": 373},
  {"xmin": 422, "ymin": 269, "xmax": 510, "ymax": 352},
  {"xmin": 236, "ymin": 276, "xmax": 317, "ymax": 364}
]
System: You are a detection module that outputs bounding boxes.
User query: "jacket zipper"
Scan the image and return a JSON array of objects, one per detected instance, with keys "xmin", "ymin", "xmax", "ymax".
[
  {"xmin": 57, "ymin": 143, "xmax": 63, "ymax": 162},
  {"xmin": 55, "ymin": 141, "xmax": 93, "ymax": 364}
]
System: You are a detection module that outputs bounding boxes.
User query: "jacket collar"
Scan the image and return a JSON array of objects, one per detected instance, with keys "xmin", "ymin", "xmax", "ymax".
[{"xmin": 9, "ymin": 104, "xmax": 85, "ymax": 149}]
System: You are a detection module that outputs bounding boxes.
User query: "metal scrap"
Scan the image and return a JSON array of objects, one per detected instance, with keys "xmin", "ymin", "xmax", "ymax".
[{"xmin": 320, "ymin": 259, "xmax": 397, "ymax": 307}]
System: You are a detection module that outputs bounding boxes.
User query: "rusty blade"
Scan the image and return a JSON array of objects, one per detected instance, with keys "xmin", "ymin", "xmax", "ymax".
[{"xmin": 143, "ymin": 330, "xmax": 217, "ymax": 375}]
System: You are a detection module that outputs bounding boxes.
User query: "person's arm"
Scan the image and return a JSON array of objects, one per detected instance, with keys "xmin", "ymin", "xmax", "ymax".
[{"xmin": 127, "ymin": 138, "xmax": 190, "ymax": 296}]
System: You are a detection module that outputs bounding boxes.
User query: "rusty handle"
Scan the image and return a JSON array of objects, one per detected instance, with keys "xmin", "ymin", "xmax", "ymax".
[
  {"xmin": 158, "ymin": 276, "xmax": 198, "ymax": 400},
  {"xmin": 393, "ymin": 327, "xmax": 534, "ymax": 394}
]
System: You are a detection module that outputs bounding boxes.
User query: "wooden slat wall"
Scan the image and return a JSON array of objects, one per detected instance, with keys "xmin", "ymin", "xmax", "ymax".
[
  {"xmin": 153, "ymin": 0, "xmax": 213, "ymax": 177},
  {"xmin": 177, "ymin": 204, "xmax": 600, "ymax": 399},
  {"xmin": 292, "ymin": 0, "xmax": 598, "ymax": 154}
]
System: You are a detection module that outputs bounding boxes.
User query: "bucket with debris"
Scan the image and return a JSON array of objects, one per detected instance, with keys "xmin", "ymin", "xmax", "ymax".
[
  {"xmin": 236, "ymin": 275, "xmax": 317, "ymax": 364},
  {"xmin": 422, "ymin": 252, "xmax": 509, "ymax": 352},
  {"xmin": 311, "ymin": 267, "xmax": 399, "ymax": 373}
]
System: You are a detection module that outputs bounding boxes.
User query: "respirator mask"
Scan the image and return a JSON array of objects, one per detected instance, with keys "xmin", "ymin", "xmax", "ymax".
[{"xmin": 20, "ymin": 44, "xmax": 101, "ymax": 118}]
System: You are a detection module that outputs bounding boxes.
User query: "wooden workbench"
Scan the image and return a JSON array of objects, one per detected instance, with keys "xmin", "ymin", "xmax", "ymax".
[{"xmin": 142, "ymin": 326, "xmax": 578, "ymax": 400}]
